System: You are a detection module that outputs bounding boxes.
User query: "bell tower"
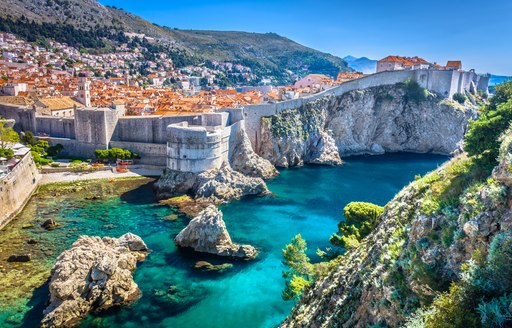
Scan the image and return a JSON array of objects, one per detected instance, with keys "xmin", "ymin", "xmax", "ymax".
[{"xmin": 77, "ymin": 76, "xmax": 91, "ymax": 107}]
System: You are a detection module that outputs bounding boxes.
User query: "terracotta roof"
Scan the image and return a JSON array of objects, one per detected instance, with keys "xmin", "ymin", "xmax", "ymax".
[
  {"xmin": 446, "ymin": 61, "xmax": 462, "ymax": 68},
  {"xmin": 37, "ymin": 96, "xmax": 81, "ymax": 110},
  {"xmin": 378, "ymin": 56, "xmax": 430, "ymax": 66},
  {"xmin": 0, "ymin": 96, "xmax": 34, "ymax": 106}
]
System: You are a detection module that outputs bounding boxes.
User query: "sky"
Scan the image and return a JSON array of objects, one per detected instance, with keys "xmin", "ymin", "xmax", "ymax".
[{"xmin": 99, "ymin": 0, "xmax": 512, "ymax": 75}]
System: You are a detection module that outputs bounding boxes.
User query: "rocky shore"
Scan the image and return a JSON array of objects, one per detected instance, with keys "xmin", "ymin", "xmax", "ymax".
[
  {"xmin": 174, "ymin": 205, "xmax": 257, "ymax": 259},
  {"xmin": 41, "ymin": 233, "xmax": 148, "ymax": 328}
]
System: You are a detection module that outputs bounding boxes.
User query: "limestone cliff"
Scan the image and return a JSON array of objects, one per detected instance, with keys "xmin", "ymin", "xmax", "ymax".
[
  {"xmin": 259, "ymin": 84, "xmax": 477, "ymax": 167},
  {"xmin": 282, "ymin": 130, "xmax": 512, "ymax": 327}
]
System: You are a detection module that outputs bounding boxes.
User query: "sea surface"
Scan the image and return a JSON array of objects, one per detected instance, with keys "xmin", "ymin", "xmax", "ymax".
[{"xmin": 1, "ymin": 153, "xmax": 447, "ymax": 328}]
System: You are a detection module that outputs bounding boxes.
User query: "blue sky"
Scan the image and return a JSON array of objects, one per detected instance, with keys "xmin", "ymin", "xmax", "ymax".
[{"xmin": 99, "ymin": 0, "xmax": 512, "ymax": 75}]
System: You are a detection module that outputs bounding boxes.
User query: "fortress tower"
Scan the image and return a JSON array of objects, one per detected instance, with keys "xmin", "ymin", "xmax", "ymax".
[{"xmin": 77, "ymin": 76, "xmax": 91, "ymax": 108}]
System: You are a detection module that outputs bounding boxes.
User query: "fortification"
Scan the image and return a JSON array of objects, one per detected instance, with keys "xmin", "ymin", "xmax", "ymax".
[
  {"xmin": 0, "ymin": 152, "xmax": 40, "ymax": 228},
  {"xmin": 0, "ymin": 69, "xmax": 489, "ymax": 167},
  {"xmin": 166, "ymin": 112, "xmax": 230, "ymax": 173}
]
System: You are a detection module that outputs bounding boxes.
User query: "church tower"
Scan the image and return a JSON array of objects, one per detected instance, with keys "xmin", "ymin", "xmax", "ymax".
[{"xmin": 77, "ymin": 76, "xmax": 91, "ymax": 107}]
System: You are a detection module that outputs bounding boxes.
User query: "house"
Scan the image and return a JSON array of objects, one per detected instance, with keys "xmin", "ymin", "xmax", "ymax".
[
  {"xmin": 34, "ymin": 96, "xmax": 81, "ymax": 117},
  {"xmin": 2, "ymin": 82, "xmax": 28, "ymax": 96},
  {"xmin": 446, "ymin": 61, "xmax": 462, "ymax": 71},
  {"xmin": 376, "ymin": 56, "xmax": 430, "ymax": 72},
  {"xmin": 294, "ymin": 74, "xmax": 333, "ymax": 90}
]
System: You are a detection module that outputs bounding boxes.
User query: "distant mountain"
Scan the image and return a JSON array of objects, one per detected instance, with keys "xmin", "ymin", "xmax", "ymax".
[
  {"xmin": 343, "ymin": 56, "xmax": 377, "ymax": 74},
  {"xmin": 0, "ymin": 0, "xmax": 352, "ymax": 84},
  {"xmin": 490, "ymin": 75, "xmax": 512, "ymax": 86}
]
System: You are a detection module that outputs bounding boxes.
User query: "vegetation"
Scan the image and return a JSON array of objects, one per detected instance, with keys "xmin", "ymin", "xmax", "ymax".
[
  {"xmin": 0, "ymin": 148, "xmax": 14, "ymax": 159},
  {"xmin": 453, "ymin": 92, "xmax": 467, "ymax": 104},
  {"xmin": 94, "ymin": 148, "xmax": 138, "ymax": 162},
  {"xmin": 282, "ymin": 234, "xmax": 313, "ymax": 301},
  {"xmin": 399, "ymin": 79, "xmax": 429, "ymax": 104},
  {"xmin": 329, "ymin": 202, "xmax": 384, "ymax": 250},
  {"xmin": 0, "ymin": 117, "xmax": 20, "ymax": 150},
  {"xmin": 465, "ymin": 81, "xmax": 512, "ymax": 167}
]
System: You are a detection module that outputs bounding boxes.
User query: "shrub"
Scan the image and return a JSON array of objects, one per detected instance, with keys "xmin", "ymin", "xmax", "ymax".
[
  {"xmin": 477, "ymin": 294, "xmax": 512, "ymax": 327},
  {"xmin": 0, "ymin": 147, "xmax": 14, "ymax": 159},
  {"xmin": 465, "ymin": 82, "xmax": 512, "ymax": 166},
  {"xmin": 453, "ymin": 92, "xmax": 467, "ymax": 104},
  {"xmin": 50, "ymin": 162, "xmax": 60, "ymax": 167},
  {"xmin": 330, "ymin": 202, "xmax": 384, "ymax": 249},
  {"xmin": 401, "ymin": 79, "xmax": 429, "ymax": 103},
  {"xmin": 282, "ymin": 234, "xmax": 313, "ymax": 300}
]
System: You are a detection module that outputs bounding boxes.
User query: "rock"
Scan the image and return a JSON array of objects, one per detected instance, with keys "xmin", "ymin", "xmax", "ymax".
[
  {"xmin": 308, "ymin": 130, "xmax": 343, "ymax": 166},
  {"xmin": 27, "ymin": 239, "xmax": 38, "ymax": 245},
  {"xmin": 193, "ymin": 261, "xmax": 233, "ymax": 272},
  {"xmin": 41, "ymin": 219, "xmax": 59, "ymax": 230},
  {"xmin": 156, "ymin": 162, "xmax": 269, "ymax": 205},
  {"xmin": 7, "ymin": 254, "xmax": 31, "ymax": 262},
  {"xmin": 229, "ymin": 126, "xmax": 279, "ymax": 179},
  {"xmin": 40, "ymin": 233, "xmax": 148, "ymax": 328},
  {"xmin": 174, "ymin": 205, "xmax": 257, "ymax": 259},
  {"xmin": 164, "ymin": 214, "xmax": 179, "ymax": 221},
  {"xmin": 194, "ymin": 163, "xmax": 269, "ymax": 204},
  {"xmin": 21, "ymin": 224, "xmax": 35, "ymax": 229}
]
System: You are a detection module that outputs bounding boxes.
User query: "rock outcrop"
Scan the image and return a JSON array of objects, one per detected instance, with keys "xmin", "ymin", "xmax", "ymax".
[
  {"xmin": 174, "ymin": 205, "xmax": 257, "ymax": 259},
  {"xmin": 229, "ymin": 126, "xmax": 279, "ymax": 179},
  {"xmin": 155, "ymin": 162, "xmax": 269, "ymax": 204},
  {"xmin": 259, "ymin": 84, "xmax": 477, "ymax": 167},
  {"xmin": 41, "ymin": 233, "xmax": 148, "ymax": 328}
]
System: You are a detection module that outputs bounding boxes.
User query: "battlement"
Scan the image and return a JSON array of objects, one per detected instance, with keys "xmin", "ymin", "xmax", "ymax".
[{"xmin": 166, "ymin": 112, "xmax": 231, "ymax": 173}]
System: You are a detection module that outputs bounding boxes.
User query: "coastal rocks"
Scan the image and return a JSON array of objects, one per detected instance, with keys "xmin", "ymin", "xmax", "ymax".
[
  {"xmin": 308, "ymin": 130, "xmax": 343, "ymax": 166},
  {"xmin": 259, "ymin": 85, "xmax": 477, "ymax": 167},
  {"xmin": 155, "ymin": 163, "xmax": 269, "ymax": 205},
  {"xmin": 174, "ymin": 205, "xmax": 257, "ymax": 259},
  {"xmin": 40, "ymin": 233, "xmax": 148, "ymax": 328},
  {"xmin": 230, "ymin": 127, "xmax": 279, "ymax": 179}
]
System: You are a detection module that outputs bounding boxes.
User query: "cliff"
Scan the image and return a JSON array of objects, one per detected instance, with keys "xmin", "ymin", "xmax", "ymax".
[
  {"xmin": 259, "ymin": 83, "xmax": 478, "ymax": 167},
  {"xmin": 282, "ymin": 83, "xmax": 512, "ymax": 327}
]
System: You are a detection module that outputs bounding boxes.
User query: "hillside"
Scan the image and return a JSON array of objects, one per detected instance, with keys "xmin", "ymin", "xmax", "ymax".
[
  {"xmin": 343, "ymin": 55, "xmax": 377, "ymax": 74},
  {"xmin": 0, "ymin": 0, "xmax": 351, "ymax": 83}
]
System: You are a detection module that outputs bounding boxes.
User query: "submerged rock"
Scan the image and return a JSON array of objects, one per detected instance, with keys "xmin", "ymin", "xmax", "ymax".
[
  {"xmin": 174, "ymin": 205, "xmax": 257, "ymax": 259},
  {"xmin": 41, "ymin": 219, "xmax": 59, "ymax": 230},
  {"xmin": 193, "ymin": 261, "xmax": 233, "ymax": 272},
  {"xmin": 7, "ymin": 254, "xmax": 31, "ymax": 262},
  {"xmin": 40, "ymin": 233, "xmax": 148, "ymax": 328}
]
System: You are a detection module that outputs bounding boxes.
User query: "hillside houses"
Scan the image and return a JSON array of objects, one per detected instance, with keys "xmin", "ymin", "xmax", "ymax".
[{"xmin": 376, "ymin": 55, "xmax": 466, "ymax": 73}]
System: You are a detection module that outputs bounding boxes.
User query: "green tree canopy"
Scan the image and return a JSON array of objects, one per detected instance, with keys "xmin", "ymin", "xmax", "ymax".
[
  {"xmin": 282, "ymin": 234, "xmax": 313, "ymax": 301},
  {"xmin": 0, "ymin": 117, "xmax": 20, "ymax": 149}
]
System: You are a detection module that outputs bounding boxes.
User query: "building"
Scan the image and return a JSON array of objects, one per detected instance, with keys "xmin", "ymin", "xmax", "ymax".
[
  {"xmin": 446, "ymin": 61, "xmax": 462, "ymax": 71},
  {"xmin": 377, "ymin": 56, "xmax": 431, "ymax": 73},
  {"xmin": 294, "ymin": 74, "xmax": 333, "ymax": 90},
  {"xmin": 77, "ymin": 76, "xmax": 91, "ymax": 107},
  {"xmin": 34, "ymin": 96, "xmax": 81, "ymax": 117}
]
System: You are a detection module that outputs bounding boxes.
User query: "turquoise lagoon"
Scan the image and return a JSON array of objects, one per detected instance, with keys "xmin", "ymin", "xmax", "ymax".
[{"xmin": 3, "ymin": 153, "xmax": 447, "ymax": 328}]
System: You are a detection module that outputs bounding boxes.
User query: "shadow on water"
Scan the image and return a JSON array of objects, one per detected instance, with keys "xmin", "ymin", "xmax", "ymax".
[
  {"xmin": 120, "ymin": 181, "xmax": 157, "ymax": 205},
  {"xmin": 20, "ymin": 279, "xmax": 49, "ymax": 328}
]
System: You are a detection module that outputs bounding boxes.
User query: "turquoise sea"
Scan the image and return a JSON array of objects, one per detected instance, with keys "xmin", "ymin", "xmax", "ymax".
[{"xmin": 3, "ymin": 153, "xmax": 447, "ymax": 328}]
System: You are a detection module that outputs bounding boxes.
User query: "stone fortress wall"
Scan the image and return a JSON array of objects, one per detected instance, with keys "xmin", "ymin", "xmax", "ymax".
[{"xmin": 0, "ymin": 69, "xmax": 489, "ymax": 171}]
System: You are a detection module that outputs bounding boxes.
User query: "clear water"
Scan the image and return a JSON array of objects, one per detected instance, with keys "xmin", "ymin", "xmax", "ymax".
[{"xmin": 2, "ymin": 153, "xmax": 447, "ymax": 328}]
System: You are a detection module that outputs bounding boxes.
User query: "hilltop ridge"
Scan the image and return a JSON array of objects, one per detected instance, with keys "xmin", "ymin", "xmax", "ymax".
[{"xmin": 0, "ymin": 0, "xmax": 351, "ymax": 83}]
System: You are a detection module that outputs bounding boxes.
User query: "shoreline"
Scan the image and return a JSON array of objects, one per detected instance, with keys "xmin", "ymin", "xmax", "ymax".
[{"xmin": 39, "ymin": 165, "xmax": 165, "ymax": 185}]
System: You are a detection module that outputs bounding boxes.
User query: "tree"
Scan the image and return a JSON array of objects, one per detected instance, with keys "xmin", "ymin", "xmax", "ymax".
[
  {"xmin": 330, "ymin": 202, "xmax": 384, "ymax": 250},
  {"xmin": 453, "ymin": 92, "xmax": 467, "ymax": 104},
  {"xmin": 282, "ymin": 234, "xmax": 313, "ymax": 300},
  {"xmin": 22, "ymin": 131, "xmax": 37, "ymax": 146},
  {"xmin": 0, "ymin": 117, "xmax": 20, "ymax": 149},
  {"xmin": 0, "ymin": 148, "xmax": 14, "ymax": 159}
]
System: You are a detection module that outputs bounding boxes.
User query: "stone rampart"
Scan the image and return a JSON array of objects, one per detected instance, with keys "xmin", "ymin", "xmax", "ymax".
[{"xmin": 0, "ymin": 152, "xmax": 40, "ymax": 229}]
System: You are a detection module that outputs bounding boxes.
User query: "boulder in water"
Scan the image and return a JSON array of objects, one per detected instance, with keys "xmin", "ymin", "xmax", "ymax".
[
  {"xmin": 40, "ymin": 233, "xmax": 148, "ymax": 328},
  {"xmin": 174, "ymin": 205, "xmax": 257, "ymax": 259}
]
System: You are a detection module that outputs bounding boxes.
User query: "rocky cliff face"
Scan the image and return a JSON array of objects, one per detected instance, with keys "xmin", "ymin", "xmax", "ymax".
[
  {"xmin": 259, "ymin": 85, "xmax": 477, "ymax": 167},
  {"xmin": 281, "ymin": 130, "xmax": 512, "ymax": 327},
  {"xmin": 41, "ymin": 233, "xmax": 148, "ymax": 328}
]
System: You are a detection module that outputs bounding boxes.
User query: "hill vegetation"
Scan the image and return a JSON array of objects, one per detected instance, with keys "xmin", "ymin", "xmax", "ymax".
[{"xmin": 0, "ymin": 0, "xmax": 351, "ymax": 83}]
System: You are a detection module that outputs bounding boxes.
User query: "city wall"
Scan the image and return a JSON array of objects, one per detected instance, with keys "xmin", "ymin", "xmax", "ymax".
[
  {"xmin": 0, "ymin": 69, "xmax": 489, "ymax": 168},
  {"xmin": 0, "ymin": 152, "xmax": 40, "ymax": 229}
]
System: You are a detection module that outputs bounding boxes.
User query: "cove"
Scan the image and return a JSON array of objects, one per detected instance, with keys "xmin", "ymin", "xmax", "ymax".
[{"xmin": 1, "ymin": 153, "xmax": 447, "ymax": 328}]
